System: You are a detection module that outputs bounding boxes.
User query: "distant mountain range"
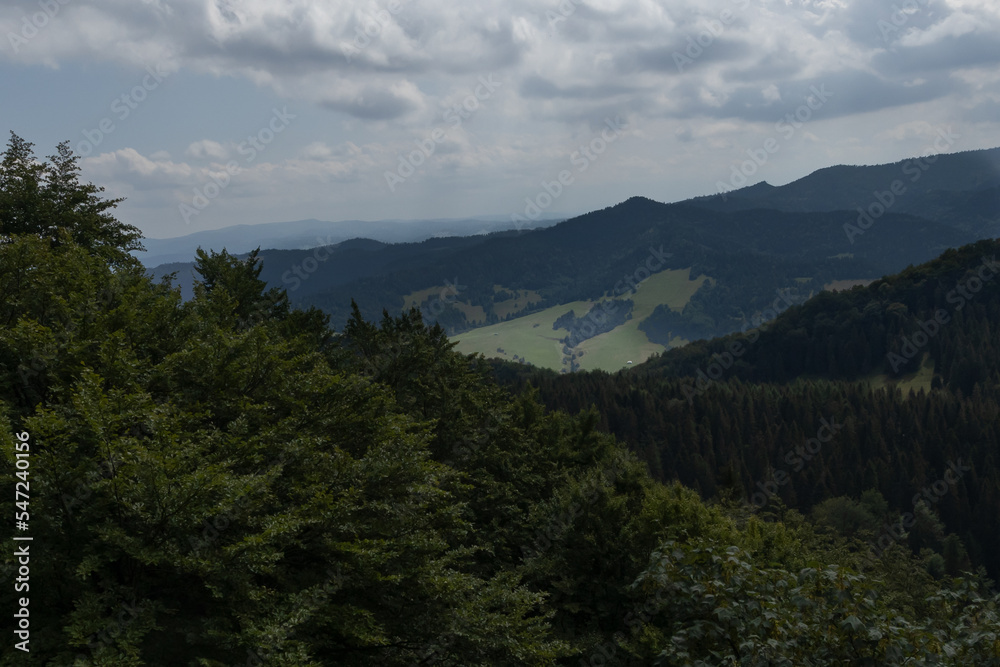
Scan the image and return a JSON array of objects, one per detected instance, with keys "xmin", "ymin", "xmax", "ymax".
[
  {"xmin": 136, "ymin": 215, "xmax": 562, "ymax": 267},
  {"xmin": 147, "ymin": 146, "xmax": 1000, "ymax": 372}
]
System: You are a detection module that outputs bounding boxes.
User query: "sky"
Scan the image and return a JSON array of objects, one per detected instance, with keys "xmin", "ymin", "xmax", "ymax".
[{"xmin": 1, "ymin": 0, "xmax": 999, "ymax": 240}]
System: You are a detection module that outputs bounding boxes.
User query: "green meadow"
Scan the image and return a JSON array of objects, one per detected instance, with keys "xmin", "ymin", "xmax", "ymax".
[{"xmin": 453, "ymin": 268, "xmax": 708, "ymax": 371}]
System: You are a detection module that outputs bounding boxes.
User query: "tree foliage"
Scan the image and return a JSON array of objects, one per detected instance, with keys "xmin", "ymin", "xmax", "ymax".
[{"xmin": 0, "ymin": 133, "xmax": 142, "ymax": 265}]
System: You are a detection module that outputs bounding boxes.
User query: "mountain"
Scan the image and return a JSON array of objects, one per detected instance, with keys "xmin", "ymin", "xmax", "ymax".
[
  {"xmin": 135, "ymin": 215, "xmax": 561, "ymax": 266},
  {"xmin": 260, "ymin": 199, "xmax": 970, "ymax": 331},
  {"xmin": 685, "ymin": 147, "xmax": 1000, "ymax": 237},
  {"xmin": 297, "ymin": 198, "xmax": 969, "ymax": 366},
  {"xmin": 146, "ymin": 146, "xmax": 999, "ymax": 374},
  {"xmin": 148, "ymin": 233, "xmax": 505, "ymax": 301},
  {"xmin": 495, "ymin": 237, "xmax": 1000, "ymax": 580}
]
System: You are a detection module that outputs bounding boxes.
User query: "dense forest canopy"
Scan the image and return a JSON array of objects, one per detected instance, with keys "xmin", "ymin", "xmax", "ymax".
[
  {"xmin": 496, "ymin": 237, "xmax": 1000, "ymax": 583},
  {"xmin": 2, "ymin": 135, "xmax": 1000, "ymax": 665}
]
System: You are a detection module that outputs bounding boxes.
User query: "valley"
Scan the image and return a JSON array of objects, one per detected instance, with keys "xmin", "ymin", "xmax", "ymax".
[
  {"xmin": 146, "ymin": 148, "xmax": 998, "ymax": 376},
  {"xmin": 454, "ymin": 268, "xmax": 708, "ymax": 371}
]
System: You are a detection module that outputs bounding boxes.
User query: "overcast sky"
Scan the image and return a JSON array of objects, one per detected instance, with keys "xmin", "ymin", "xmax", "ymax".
[{"xmin": 2, "ymin": 0, "xmax": 999, "ymax": 239}]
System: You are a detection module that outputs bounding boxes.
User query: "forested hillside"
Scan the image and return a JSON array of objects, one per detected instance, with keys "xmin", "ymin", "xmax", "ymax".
[
  {"xmin": 151, "ymin": 195, "xmax": 971, "ymax": 342},
  {"xmin": 149, "ymin": 234, "xmax": 503, "ymax": 302},
  {"xmin": 288, "ymin": 198, "xmax": 972, "ymax": 337},
  {"xmin": 497, "ymin": 238, "xmax": 1000, "ymax": 583},
  {"xmin": 147, "ymin": 148, "xmax": 1000, "ymax": 351},
  {"xmin": 146, "ymin": 148, "xmax": 1000, "ymax": 375},
  {"xmin": 4, "ymin": 135, "xmax": 1000, "ymax": 664}
]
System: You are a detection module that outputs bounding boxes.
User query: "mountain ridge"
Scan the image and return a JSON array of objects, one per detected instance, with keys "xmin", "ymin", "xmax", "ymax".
[{"xmin": 147, "ymin": 145, "xmax": 999, "ymax": 372}]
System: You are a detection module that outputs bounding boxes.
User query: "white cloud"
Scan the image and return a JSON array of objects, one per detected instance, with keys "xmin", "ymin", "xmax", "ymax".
[
  {"xmin": 185, "ymin": 139, "xmax": 230, "ymax": 160},
  {"xmin": 3, "ymin": 0, "xmax": 994, "ymax": 126},
  {"xmin": 1, "ymin": 0, "xmax": 996, "ymax": 236},
  {"xmin": 85, "ymin": 148, "xmax": 194, "ymax": 184}
]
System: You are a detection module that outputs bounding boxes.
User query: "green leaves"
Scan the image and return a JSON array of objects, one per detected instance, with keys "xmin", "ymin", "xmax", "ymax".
[
  {"xmin": 1, "ymin": 133, "xmax": 142, "ymax": 265},
  {"xmin": 626, "ymin": 536, "xmax": 1000, "ymax": 665},
  {"xmin": 0, "ymin": 232, "xmax": 573, "ymax": 664}
]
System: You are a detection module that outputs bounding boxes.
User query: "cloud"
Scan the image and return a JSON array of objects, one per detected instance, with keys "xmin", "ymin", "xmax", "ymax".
[
  {"xmin": 83, "ymin": 140, "xmax": 379, "ymax": 200},
  {"xmin": 1, "ymin": 0, "xmax": 993, "ymax": 128},
  {"xmin": 519, "ymin": 75, "xmax": 643, "ymax": 100},
  {"xmin": 85, "ymin": 148, "xmax": 194, "ymax": 186},
  {"xmin": 185, "ymin": 139, "xmax": 230, "ymax": 160},
  {"xmin": 4, "ymin": 0, "xmax": 998, "ymax": 236},
  {"xmin": 317, "ymin": 80, "xmax": 425, "ymax": 121}
]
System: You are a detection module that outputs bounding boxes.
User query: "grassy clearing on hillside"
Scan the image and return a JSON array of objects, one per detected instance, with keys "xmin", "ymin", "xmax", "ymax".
[
  {"xmin": 452, "ymin": 302, "xmax": 487, "ymax": 324},
  {"xmin": 452, "ymin": 299, "xmax": 595, "ymax": 368},
  {"xmin": 865, "ymin": 353, "xmax": 935, "ymax": 395},
  {"xmin": 404, "ymin": 285, "xmax": 487, "ymax": 324},
  {"xmin": 575, "ymin": 269, "xmax": 707, "ymax": 371},
  {"xmin": 454, "ymin": 268, "xmax": 708, "ymax": 371},
  {"xmin": 403, "ymin": 286, "xmax": 442, "ymax": 309},
  {"xmin": 493, "ymin": 285, "xmax": 543, "ymax": 319}
]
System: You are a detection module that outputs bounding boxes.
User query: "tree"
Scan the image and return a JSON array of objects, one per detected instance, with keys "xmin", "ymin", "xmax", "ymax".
[
  {"xmin": 194, "ymin": 246, "xmax": 287, "ymax": 325},
  {"xmin": 0, "ymin": 132, "xmax": 143, "ymax": 265},
  {"xmin": 0, "ymin": 233, "xmax": 567, "ymax": 665},
  {"xmin": 626, "ymin": 537, "xmax": 1000, "ymax": 664}
]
